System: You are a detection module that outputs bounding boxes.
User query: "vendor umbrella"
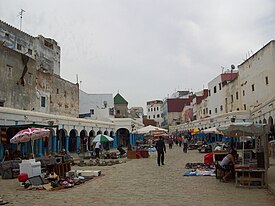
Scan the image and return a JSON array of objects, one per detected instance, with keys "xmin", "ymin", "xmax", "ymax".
[
  {"xmin": 93, "ymin": 134, "xmax": 114, "ymax": 143},
  {"xmin": 10, "ymin": 128, "xmax": 50, "ymax": 158}
]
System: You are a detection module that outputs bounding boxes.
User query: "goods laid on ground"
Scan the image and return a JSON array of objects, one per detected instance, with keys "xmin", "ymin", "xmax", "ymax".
[{"xmin": 183, "ymin": 162, "xmax": 215, "ymax": 176}]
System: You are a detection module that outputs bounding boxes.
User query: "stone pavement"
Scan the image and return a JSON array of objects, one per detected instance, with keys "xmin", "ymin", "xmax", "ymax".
[{"xmin": 1, "ymin": 147, "xmax": 275, "ymax": 206}]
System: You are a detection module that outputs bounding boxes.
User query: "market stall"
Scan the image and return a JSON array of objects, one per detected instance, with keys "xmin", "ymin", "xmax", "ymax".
[{"xmin": 217, "ymin": 122, "xmax": 269, "ymax": 188}]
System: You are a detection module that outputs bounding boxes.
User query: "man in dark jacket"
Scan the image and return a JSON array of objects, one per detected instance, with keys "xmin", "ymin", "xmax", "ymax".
[{"xmin": 155, "ymin": 136, "xmax": 166, "ymax": 166}]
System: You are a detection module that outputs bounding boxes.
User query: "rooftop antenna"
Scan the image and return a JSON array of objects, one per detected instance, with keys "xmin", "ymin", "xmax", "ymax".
[{"xmin": 18, "ymin": 9, "xmax": 26, "ymax": 30}]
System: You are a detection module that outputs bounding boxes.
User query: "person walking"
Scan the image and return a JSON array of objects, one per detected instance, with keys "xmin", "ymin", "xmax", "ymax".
[
  {"xmin": 155, "ymin": 136, "xmax": 166, "ymax": 166},
  {"xmin": 178, "ymin": 136, "xmax": 183, "ymax": 147},
  {"xmin": 95, "ymin": 141, "xmax": 101, "ymax": 159},
  {"xmin": 168, "ymin": 137, "xmax": 173, "ymax": 149},
  {"xmin": 183, "ymin": 136, "xmax": 188, "ymax": 153}
]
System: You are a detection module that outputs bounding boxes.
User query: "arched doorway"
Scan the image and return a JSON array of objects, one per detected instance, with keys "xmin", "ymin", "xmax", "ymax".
[
  {"xmin": 268, "ymin": 116, "xmax": 274, "ymax": 141},
  {"xmin": 109, "ymin": 131, "xmax": 114, "ymax": 149},
  {"xmin": 57, "ymin": 129, "xmax": 66, "ymax": 152},
  {"xmin": 89, "ymin": 130, "xmax": 95, "ymax": 151},
  {"xmin": 5, "ymin": 127, "xmax": 20, "ymax": 158},
  {"xmin": 80, "ymin": 130, "xmax": 88, "ymax": 152},
  {"xmin": 116, "ymin": 128, "xmax": 130, "ymax": 147},
  {"xmin": 69, "ymin": 129, "xmax": 77, "ymax": 153}
]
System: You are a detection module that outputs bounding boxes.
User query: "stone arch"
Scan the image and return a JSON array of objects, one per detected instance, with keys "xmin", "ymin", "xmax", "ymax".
[
  {"xmin": 110, "ymin": 131, "xmax": 114, "ymax": 137},
  {"xmin": 259, "ymin": 120, "xmax": 262, "ymax": 124},
  {"xmin": 69, "ymin": 129, "xmax": 78, "ymax": 153},
  {"xmin": 268, "ymin": 116, "xmax": 274, "ymax": 140},
  {"xmin": 89, "ymin": 130, "xmax": 95, "ymax": 137},
  {"xmin": 80, "ymin": 129, "xmax": 88, "ymax": 152},
  {"xmin": 57, "ymin": 129, "xmax": 67, "ymax": 152},
  {"xmin": 104, "ymin": 130, "xmax": 108, "ymax": 135},
  {"xmin": 97, "ymin": 130, "xmax": 102, "ymax": 135},
  {"xmin": 263, "ymin": 118, "xmax": 267, "ymax": 124},
  {"xmin": 116, "ymin": 128, "xmax": 130, "ymax": 147},
  {"xmin": 88, "ymin": 130, "xmax": 95, "ymax": 150},
  {"xmin": 5, "ymin": 127, "xmax": 20, "ymax": 157}
]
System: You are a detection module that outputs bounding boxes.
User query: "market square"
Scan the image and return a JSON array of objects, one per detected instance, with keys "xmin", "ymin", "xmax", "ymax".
[{"xmin": 1, "ymin": 147, "xmax": 275, "ymax": 206}]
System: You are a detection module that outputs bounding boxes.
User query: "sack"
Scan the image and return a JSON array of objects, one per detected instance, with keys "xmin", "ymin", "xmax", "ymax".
[{"xmin": 204, "ymin": 153, "xmax": 213, "ymax": 164}]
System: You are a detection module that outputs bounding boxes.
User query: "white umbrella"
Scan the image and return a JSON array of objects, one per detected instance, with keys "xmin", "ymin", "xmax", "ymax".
[
  {"xmin": 201, "ymin": 127, "xmax": 223, "ymax": 135},
  {"xmin": 135, "ymin": 125, "xmax": 167, "ymax": 134}
]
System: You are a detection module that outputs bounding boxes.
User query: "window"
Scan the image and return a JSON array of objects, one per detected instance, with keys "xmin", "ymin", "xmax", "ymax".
[
  {"xmin": 231, "ymin": 95, "xmax": 233, "ymax": 103},
  {"xmin": 28, "ymin": 49, "xmax": 32, "ymax": 55},
  {"xmin": 57, "ymin": 89, "xmax": 59, "ymax": 94},
  {"xmin": 148, "ymin": 108, "xmax": 150, "ymax": 112},
  {"xmin": 203, "ymin": 109, "xmax": 205, "ymax": 115},
  {"xmin": 252, "ymin": 84, "xmax": 255, "ymax": 91},
  {"xmin": 117, "ymin": 110, "xmax": 120, "ymax": 114},
  {"xmin": 209, "ymin": 110, "xmax": 211, "ymax": 115},
  {"xmin": 157, "ymin": 107, "xmax": 159, "ymax": 111},
  {"xmin": 17, "ymin": 43, "xmax": 22, "ymax": 50},
  {"xmin": 220, "ymin": 105, "xmax": 223, "ymax": 111},
  {"xmin": 148, "ymin": 115, "xmax": 150, "ymax": 119},
  {"xmin": 243, "ymin": 90, "xmax": 245, "ymax": 96},
  {"xmin": 214, "ymin": 86, "xmax": 217, "ymax": 93},
  {"xmin": 265, "ymin": 76, "xmax": 269, "ymax": 85},
  {"xmin": 244, "ymin": 104, "xmax": 246, "ymax": 110},
  {"xmin": 151, "ymin": 108, "xmax": 153, "ymax": 112},
  {"xmin": 44, "ymin": 40, "xmax": 53, "ymax": 49},
  {"xmin": 5, "ymin": 33, "xmax": 9, "ymax": 38},
  {"xmin": 153, "ymin": 115, "xmax": 155, "ymax": 118},
  {"xmin": 154, "ymin": 107, "xmax": 156, "ymax": 111},
  {"xmin": 6, "ymin": 65, "xmax": 13, "ymax": 79},
  {"xmin": 89, "ymin": 109, "xmax": 94, "ymax": 115},
  {"xmin": 215, "ymin": 108, "xmax": 217, "ymax": 113},
  {"xmin": 157, "ymin": 114, "xmax": 160, "ymax": 118},
  {"xmin": 41, "ymin": 96, "xmax": 46, "ymax": 107},
  {"xmin": 236, "ymin": 92, "xmax": 239, "ymax": 100},
  {"xmin": 219, "ymin": 83, "xmax": 221, "ymax": 90},
  {"xmin": 0, "ymin": 101, "xmax": 4, "ymax": 107},
  {"xmin": 209, "ymin": 90, "xmax": 211, "ymax": 96}
]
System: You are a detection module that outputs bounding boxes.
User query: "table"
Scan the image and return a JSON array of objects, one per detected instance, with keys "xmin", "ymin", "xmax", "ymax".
[
  {"xmin": 235, "ymin": 168, "xmax": 265, "ymax": 188},
  {"xmin": 46, "ymin": 162, "xmax": 71, "ymax": 178},
  {"xmin": 127, "ymin": 150, "xmax": 149, "ymax": 159}
]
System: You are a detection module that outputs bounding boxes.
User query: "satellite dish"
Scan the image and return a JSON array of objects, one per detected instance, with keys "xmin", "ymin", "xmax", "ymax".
[{"xmin": 231, "ymin": 65, "xmax": 235, "ymax": 70}]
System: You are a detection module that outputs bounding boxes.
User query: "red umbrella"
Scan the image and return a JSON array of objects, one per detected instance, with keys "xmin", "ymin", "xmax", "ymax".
[
  {"xmin": 10, "ymin": 128, "xmax": 50, "ymax": 143},
  {"xmin": 10, "ymin": 128, "xmax": 50, "ymax": 158}
]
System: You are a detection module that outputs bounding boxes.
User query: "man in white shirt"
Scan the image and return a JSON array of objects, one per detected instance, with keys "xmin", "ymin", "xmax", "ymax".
[{"xmin": 95, "ymin": 142, "xmax": 101, "ymax": 159}]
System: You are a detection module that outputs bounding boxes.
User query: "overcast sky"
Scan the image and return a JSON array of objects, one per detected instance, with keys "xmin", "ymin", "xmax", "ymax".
[{"xmin": 1, "ymin": 0, "xmax": 274, "ymax": 110}]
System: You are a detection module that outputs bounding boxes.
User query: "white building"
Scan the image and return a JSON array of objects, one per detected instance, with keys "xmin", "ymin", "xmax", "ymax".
[
  {"xmin": 79, "ymin": 90, "xmax": 114, "ymax": 121},
  {"xmin": 238, "ymin": 40, "xmax": 275, "ymax": 126},
  {"xmin": 207, "ymin": 70, "xmax": 239, "ymax": 117},
  {"xmin": 170, "ymin": 40, "xmax": 275, "ymax": 133},
  {"xmin": 146, "ymin": 100, "xmax": 163, "ymax": 127}
]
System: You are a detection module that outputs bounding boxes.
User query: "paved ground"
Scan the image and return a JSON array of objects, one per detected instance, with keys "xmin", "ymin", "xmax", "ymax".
[{"xmin": 1, "ymin": 146, "xmax": 275, "ymax": 206}]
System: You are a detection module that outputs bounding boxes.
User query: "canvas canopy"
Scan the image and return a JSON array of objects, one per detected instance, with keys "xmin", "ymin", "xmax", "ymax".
[
  {"xmin": 217, "ymin": 122, "xmax": 267, "ymax": 138},
  {"xmin": 135, "ymin": 125, "xmax": 167, "ymax": 134},
  {"xmin": 201, "ymin": 127, "xmax": 223, "ymax": 135}
]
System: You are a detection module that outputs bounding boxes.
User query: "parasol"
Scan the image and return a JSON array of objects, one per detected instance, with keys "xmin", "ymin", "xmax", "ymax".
[
  {"xmin": 93, "ymin": 134, "xmax": 114, "ymax": 143},
  {"xmin": 10, "ymin": 128, "xmax": 50, "ymax": 158}
]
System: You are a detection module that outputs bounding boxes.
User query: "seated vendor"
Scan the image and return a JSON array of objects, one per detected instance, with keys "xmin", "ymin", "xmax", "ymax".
[
  {"xmin": 220, "ymin": 149, "xmax": 237, "ymax": 182},
  {"xmin": 117, "ymin": 146, "xmax": 126, "ymax": 157}
]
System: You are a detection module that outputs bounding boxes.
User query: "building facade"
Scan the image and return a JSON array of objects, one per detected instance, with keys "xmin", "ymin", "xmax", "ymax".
[
  {"xmin": 146, "ymin": 100, "xmax": 163, "ymax": 127},
  {"xmin": 170, "ymin": 40, "xmax": 275, "ymax": 136},
  {"xmin": 79, "ymin": 91, "xmax": 114, "ymax": 121}
]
